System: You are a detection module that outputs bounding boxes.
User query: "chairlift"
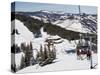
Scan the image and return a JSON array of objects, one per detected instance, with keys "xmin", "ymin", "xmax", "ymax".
[{"xmin": 76, "ymin": 5, "xmax": 97, "ymax": 69}]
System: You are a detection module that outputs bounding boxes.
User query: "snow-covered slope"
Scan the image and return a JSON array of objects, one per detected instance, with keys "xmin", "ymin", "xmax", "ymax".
[
  {"xmin": 30, "ymin": 15, "xmax": 96, "ymax": 33},
  {"xmin": 11, "ymin": 19, "xmax": 34, "ymax": 46},
  {"xmin": 11, "ymin": 22, "xmax": 78, "ymax": 68},
  {"xmin": 31, "ymin": 16, "xmax": 48, "ymax": 23},
  {"xmin": 31, "ymin": 16, "xmax": 41, "ymax": 20},
  {"xmin": 28, "ymin": 10, "xmax": 97, "ymax": 34},
  {"xmin": 11, "ymin": 52, "xmax": 25, "ymax": 69},
  {"xmin": 53, "ymin": 19, "xmax": 91, "ymax": 33},
  {"xmin": 11, "ymin": 17, "xmax": 97, "ymax": 73},
  {"xmin": 32, "ymin": 27, "xmax": 77, "ymax": 57},
  {"xmin": 11, "ymin": 19, "xmax": 35, "ymax": 68},
  {"xmin": 30, "ymin": 15, "xmax": 93, "ymax": 33},
  {"xmin": 17, "ymin": 53, "xmax": 97, "ymax": 73},
  {"xmin": 40, "ymin": 10, "xmax": 51, "ymax": 14}
]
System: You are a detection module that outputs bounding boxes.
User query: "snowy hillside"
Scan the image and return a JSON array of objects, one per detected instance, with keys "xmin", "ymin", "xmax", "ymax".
[
  {"xmin": 53, "ymin": 19, "xmax": 90, "ymax": 33},
  {"xmin": 11, "ymin": 19, "xmax": 34, "ymax": 46},
  {"xmin": 31, "ymin": 15, "xmax": 95, "ymax": 33},
  {"xmin": 11, "ymin": 1, "xmax": 98, "ymax": 73},
  {"xmin": 33, "ymin": 27, "xmax": 77, "ymax": 56},
  {"xmin": 21, "ymin": 10, "xmax": 97, "ymax": 34},
  {"xmin": 11, "ymin": 52, "xmax": 25, "ymax": 69},
  {"xmin": 11, "ymin": 19, "xmax": 34, "ymax": 69},
  {"xmin": 11, "ymin": 18, "xmax": 78, "ymax": 54},
  {"xmin": 11, "ymin": 19, "xmax": 80, "ymax": 69},
  {"xmin": 17, "ymin": 53, "xmax": 97, "ymax": 73},
  {"xmin": 11, "ymin": 12, "xmax": 97, "ymax": 73}
]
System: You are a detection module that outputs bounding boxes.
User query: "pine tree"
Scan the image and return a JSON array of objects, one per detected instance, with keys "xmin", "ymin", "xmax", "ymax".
[
  {"xmin": 21, "ymin": 42, "xmax": 36, "ymax": 67},
  {"xmin": 51, "ymin": 45, "xmax": 56, "ymax": 59},
  {"xmin": 30, "ymin": 42, "xmax": 33, "ymax": 50},
  {"xmin": 38, "ymin": 45, "xmax": 44, "ymax": 64},
  {"xmin": 20, "ymin": 42, "xmax": 36, "ymax": 67},
  {"xmin": 40, "ymin": 45, "xmax": 43, "ymax": 56},
  {"xmin": 20, "ymin": 55, "xmax": 25, "ymax": 69},
  {"xmin": 36, "ymin": 38, "xmax": 57, "ymax": 66},
  {"xmin": 24, "ymin": 45, "xmax": 30, "ymax": 66},
  {"xmin": 44, "ymin": 45, "xmax": 48, "ymax": 60},
  {"xmin": 21, "ymin": 43, "xmax": 26, "ymax": 53},
  {"xmin": 24, "ymin": 44, "xmax": 33, "ymax": 66},
  {"xmin": 29, "ymin": 42, "xmax": 35, "ymax": 65}
]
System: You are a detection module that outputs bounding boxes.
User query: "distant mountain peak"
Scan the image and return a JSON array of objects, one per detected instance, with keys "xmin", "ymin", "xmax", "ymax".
[{"xmin": 40, "ymin": 10, "xmax": 51, "ymax": 13}]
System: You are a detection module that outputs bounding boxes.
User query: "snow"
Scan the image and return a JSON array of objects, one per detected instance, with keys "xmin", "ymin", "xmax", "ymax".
[
  {"xmin": 53, "ymin": 19, "xmax": 91, "ymax": 33},
  {"xmin": 11, "ymin": 52, "xmax": 25, "ymax": 68},
  {"xmin": 11, "ymin": 19, "xmax": 34, "ymax": 46},
  {"xmin": 41, "ymin": 10, "xmax": 51, "ymax": 14},
  {"xmin": 11, "ymin": 18, "xmax": 97, "ymax": 73},
  {"xmin": 32, "ymin": 27, "xmax": 50, "ymax": 51},
  {"xmin": 87, "ymin": 15, "xmax": 97, "ymax": 23},
  {"xmin": 31, "ymin": 15, "xmax": 48, "ymax": 23},
  {"xmin": 11, "ymin": 19, "xmax": 35, "ymax": 68},
  {"xmin": 34, "ymin": 16, "xmax": 88, "ymax": 33},
  {"xmin": 17, "ymin": 53, "xmax": 97, "ymax": 73},
  {"xmin": 40, "ymin": 10, "xmax": 65, "ymax": 14},
  {"xmin": 31, "ymin": 16, "xmax": 41, "ymax": 20},
  {"xmin": 32, "ymin": 27, "xmax": 77, "ymax": 57},
  {"xmin": 55, "ymin": 39, "xmax": 75, "ymax": 56},
  {"xmin": 30, "ymin": 12, "xmax": 96, "ymax": 34},
  {"xmin": 60, "ymin": 15, "xmax": 68, "ymax": 19}
]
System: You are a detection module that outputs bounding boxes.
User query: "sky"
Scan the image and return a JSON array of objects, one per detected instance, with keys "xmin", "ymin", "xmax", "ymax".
[{"xmin": 11, "ymin": 2, "xmax": 97, "ymax": 14}]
